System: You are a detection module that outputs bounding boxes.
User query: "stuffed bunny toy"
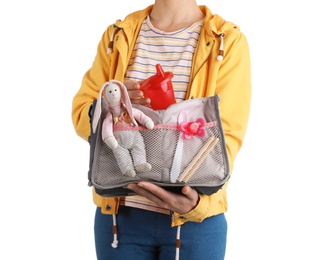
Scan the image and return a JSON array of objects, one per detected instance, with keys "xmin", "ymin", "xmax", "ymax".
[{"xmin": 92, "ymin": 80, "xmax": 154, "ymax": 177}]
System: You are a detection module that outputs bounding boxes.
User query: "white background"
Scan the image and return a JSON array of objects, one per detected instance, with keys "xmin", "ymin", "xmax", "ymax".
[{"xmin": 1, "ymin": 1, "xmax": 329, "ymax": 259}]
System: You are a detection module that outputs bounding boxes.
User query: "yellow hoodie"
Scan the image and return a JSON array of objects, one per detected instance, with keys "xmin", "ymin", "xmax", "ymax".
[{"xmin": 72, "ymin": 5, "xmax": 251, "ymax": 226}]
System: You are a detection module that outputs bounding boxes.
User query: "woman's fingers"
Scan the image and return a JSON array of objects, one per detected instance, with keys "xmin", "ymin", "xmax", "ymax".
[{"xmin": 124, "ymin": 80, "xmax": 150, "ymax": 105}]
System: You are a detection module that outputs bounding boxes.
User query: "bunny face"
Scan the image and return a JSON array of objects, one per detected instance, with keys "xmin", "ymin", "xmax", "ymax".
[
  {"xmin": 93, "ymin": 80, "xmax": 137, "ymax": 133},
  {"xmin": 104, "ymin": 82, "xmax": 122, "ymax": 105}
]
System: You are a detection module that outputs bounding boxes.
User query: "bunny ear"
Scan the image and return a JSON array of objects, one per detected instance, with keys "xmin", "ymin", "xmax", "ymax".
[
  {"xmin": 109, "ymin": 80, "xmax": 138, "ymax": 126},
  {"xmin": 92, "ymin": 82, "xmax": 109, "ymax": 133}
]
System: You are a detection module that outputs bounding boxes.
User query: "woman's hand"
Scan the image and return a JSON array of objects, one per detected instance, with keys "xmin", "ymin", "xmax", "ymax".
[
  {"xmin": 124, "ymin": 80, "xmax": 151, "ymax": 106},
  {"xmin": 126, "ymin": 182, "xmax": 200, "ymax": 214}
]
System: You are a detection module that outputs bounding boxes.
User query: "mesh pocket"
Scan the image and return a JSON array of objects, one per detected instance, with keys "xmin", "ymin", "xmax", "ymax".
[{"xmin": 92, "ymin": 124, "xmax": 228, "ymax": 189}]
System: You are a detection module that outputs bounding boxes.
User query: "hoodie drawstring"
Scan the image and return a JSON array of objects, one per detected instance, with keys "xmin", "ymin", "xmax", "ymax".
[
  {"xmin": 107, "ymin": 26, "xmax": 119, "ymax": 54},
  {"xmin": 111, "ymin": 214, "xmax": 119, "ymax": 248},
  {"xmin": 217, "ymin": 33, "xmax": 225, "ymax": 61},
  {"xmin": 175, "ymin": 225, "xmax": 182, "ymax": 260}
]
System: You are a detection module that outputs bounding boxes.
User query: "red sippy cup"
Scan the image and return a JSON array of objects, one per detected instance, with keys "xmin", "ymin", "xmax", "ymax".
[{"xmin": 139, "ymin": 64, "xmax": 176, "ymax": 110}]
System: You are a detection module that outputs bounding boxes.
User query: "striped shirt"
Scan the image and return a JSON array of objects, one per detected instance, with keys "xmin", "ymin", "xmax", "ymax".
[
  {"xmin": 125, "ymin": 15, "xmax": 203, "ymax": 102},
  {"xmin": 122, "ymin": 16, "xmax": 203, "ymax": 214}
]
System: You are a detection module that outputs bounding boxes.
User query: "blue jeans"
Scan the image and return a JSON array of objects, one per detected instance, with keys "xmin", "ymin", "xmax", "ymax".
[{"xmin": 94, "ymin": 206, "xmax": 227, "ymax": 260}]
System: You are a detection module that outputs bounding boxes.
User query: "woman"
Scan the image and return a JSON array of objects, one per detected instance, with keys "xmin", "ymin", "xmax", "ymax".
[{"xmin": 72, "ymin": 0, "xmax": 251, "ymax": 259}]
